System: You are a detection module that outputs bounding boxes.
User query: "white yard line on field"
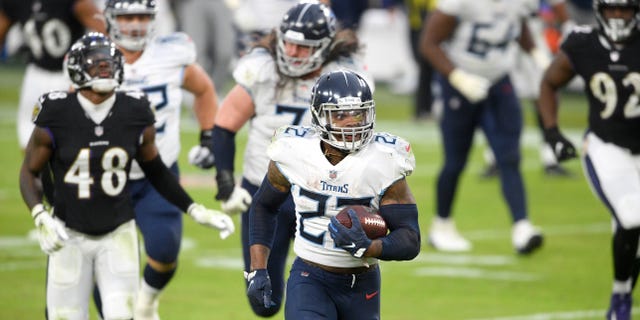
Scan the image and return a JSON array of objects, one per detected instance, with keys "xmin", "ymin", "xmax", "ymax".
[
  {"xmin": 468, "ymin": 308, "xmax": 640, "ymax": 320},
  {"xmin": 414, "ymin": 266, "xmax": 539, "ymax": 282}
]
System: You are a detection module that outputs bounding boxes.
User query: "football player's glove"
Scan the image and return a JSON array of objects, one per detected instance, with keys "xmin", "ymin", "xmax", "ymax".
[
  {"xmin": 245, "ymin": 269, "xmax": 275, "ymax": 309},
  {"xmin": 448, "ymin": 68, "xmax": 491, "ymax": 103},
  {"xmin": 32, "ymin": 204, "xmax": 69, "ymax": 255},
  {"xmin": 187, "ymin": 203, "xmax": 235, "ymax": 239},
  {"xmin": 188, "ymin": 129, "xmax": 215, "ymax": 169},
  {"xmin": 543, "ymin": 126, "xmax": 577, "ymax": 162},
  {"xmin": 530, "ymin": 48, "xmax": 551, "ymax": 71},
  {"xmin": 221, "ymin": 186, "xmax": 252, "ymax": 215},
  {"xmin": 215, "ymin": 170, "xmax": 235, "ymax": 201},
  {"xmin": 329, "ymin": 211, "xmax": 372, "ymax": 258}
]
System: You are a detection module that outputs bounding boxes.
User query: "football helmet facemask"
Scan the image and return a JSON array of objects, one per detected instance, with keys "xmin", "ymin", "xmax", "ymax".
[
  {"xmin": 594, "ymin": 0, "xmax": 640, "ymax": 42},
  {"xmin": 276, "ymin": 1, "xmax": 337, "ymax": 77},
  {"xmin": 311, "ymin": 70, "xmax": 375, "ymax": 153},
  {"xmin": 105, "ymin": 0, "xmax": 157, "ymax": 51},
  {"xmin": 65, "ymin": 32, "xmax": 124, "ymax": 93}
]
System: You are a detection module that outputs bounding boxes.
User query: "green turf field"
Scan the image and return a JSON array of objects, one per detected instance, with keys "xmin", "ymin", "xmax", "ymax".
[{"xmin": 0, "ymin": 63, "xmax": 622, "ymax": 319}]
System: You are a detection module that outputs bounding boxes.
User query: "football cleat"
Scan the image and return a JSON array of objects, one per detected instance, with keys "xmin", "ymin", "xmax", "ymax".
[
  {"xmin": 606, "ymin": 293, "xmax": 632, "ymax": 320},
  {"xmin": 544, "ymin": 164, "xmax": 573, "ymax": 177},
  {"xmin": 480, "ymin": 164, "xmax": 499, "ymax": 179},
  {"xmin": 512, "ymin": 219, "xmax": 543, "ymax": 255},
  {"xmin": 135, "ymin": 281, "xmax": 161, "ymax": 320},
  {"xmin": 428, "ymin": 217, "xmax": 472, "ymax": 252}
]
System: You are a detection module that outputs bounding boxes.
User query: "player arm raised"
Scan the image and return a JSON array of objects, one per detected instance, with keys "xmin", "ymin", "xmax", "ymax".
[
  {"xmin": 136, "ymin": 125, "xmax": 235, "ymax": 238},
  {"xmin": 538, "ymin": 50, "xmax": 578, "ymax": 161},
  {"xmin": 184, "ymin": 63, "xmax": 219, "ymax": 169},
  {"xmin": 420, "ymin": 9, "xmax": 490, "ymax": 103}
]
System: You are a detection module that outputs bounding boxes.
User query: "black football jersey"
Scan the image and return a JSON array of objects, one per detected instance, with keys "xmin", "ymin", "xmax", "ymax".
[
  {"xmin": 561, "ymin": 27, "xmax": 640, "ymax": 153},
  {"xmin": 0, "ymin": 0, "xmax": 85, "ymax": 71},
  {"xmin": 33, "ymin": 90, "xmax": 155, "ymax": 235}
]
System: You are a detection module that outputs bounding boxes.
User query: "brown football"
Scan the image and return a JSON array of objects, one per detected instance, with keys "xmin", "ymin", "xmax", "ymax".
[{"xmin": 335, "ymin": 205, "xmax": 388, "ymax": 239}]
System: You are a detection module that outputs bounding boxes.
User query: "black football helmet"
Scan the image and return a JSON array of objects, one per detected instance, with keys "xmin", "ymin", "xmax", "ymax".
[
  {"xmin": 310, "ymin": 70, "xmax": 375, "ymax": 152},
  {"xmin": 65, "ymin": 32, "xmax": 124, "ymax": 92},
  {"xmin": 276, "ymin": 1, "xmax": 337, "ymax": 77},
  {"xmin": 594, "ymin": 0, "xmax": 640, "ymax": 42},
  {"xmin": 105, "ymin": 0, "xmax": 157, "ymax": 51}
]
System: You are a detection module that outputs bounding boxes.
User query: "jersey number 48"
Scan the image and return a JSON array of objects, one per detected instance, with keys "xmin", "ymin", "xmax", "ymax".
[{"xmin": 64, "ymin": 147, "xmax": 129, "ymax": 199}]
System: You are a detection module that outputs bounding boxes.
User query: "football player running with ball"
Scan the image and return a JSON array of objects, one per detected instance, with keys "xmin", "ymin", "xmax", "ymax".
[
  {"xmin": 246, "ymin": 70, "xmax": 421, "ymax": 319},
  {"xmin": 538, "ymin": 0, "xmax": 640, "ymax": 318},
  {"xmin": 211, "ymin": 1, "xmax": 372, "ymax": 317},
  {"xmin": 19, "ymin": 33, "xmax": 233, "ymax": 320},
  {"xmin": 97, "ymin": 1, "xmax": 223, "ymax": 318}
]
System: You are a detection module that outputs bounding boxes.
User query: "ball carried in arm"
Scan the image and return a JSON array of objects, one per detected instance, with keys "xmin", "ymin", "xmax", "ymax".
[{"xmin": 334, "ymin": 205, "xmax": 388, "ymax": 239}]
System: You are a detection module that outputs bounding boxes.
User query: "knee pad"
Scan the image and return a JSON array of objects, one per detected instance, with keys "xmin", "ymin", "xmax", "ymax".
[
  {"xmin": 614, "ymin": 195, "xmax": 640, "ymax": 229},
  {"xmin": 101, "ymin": 291, "xmax": 135, "ymax": 320},
  {"xmin": 49, "ymin": 245, "xmax": 82, "ymax": 288}
]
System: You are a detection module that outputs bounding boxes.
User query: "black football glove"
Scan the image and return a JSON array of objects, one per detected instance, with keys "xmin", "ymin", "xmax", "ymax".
[
  {"xmin": 187, "ymin": 129, "xmax": 215, "ymax": 169},
  {"xmin": 215, "ymin": 169, "xmax": 235, "ymax": 201},
  {"xmin": 543, "ymin": 126, "xmax": 577, "ymax": 162},
  {"xmin": 329, "ymin": 211, "xmax": 372, "ymax": 258},
  {"xmin": 245, "ymin": 269, "xmax": 275, "ymax": 309}
]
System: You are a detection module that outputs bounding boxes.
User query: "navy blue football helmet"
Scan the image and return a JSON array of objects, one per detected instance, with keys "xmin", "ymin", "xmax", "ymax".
[
  {"xmin": 65, "ymin": 32, "xmax": 124, "ymax": 92},
  {"xmin": 310, "ymin": 70, "xmax": 375, "ymax": 152},
  {"xmin": 594, "ymin": 0, "xmax": 640, "ymax": 42},
  {"xmin": 276, "ymin": 1, "xmax": 337, "ymax": 77},
  {"xmin": 105, "ymin": 0, "xmax": 157, "ymax": 51}
]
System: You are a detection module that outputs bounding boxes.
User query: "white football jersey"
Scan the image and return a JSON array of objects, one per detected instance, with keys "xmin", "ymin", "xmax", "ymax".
[
  {"xmin": 120, "ymin": 32, "xmax": 196, "ymax": 179},
  {"xmin": 233, "ymin": 48, "xmax": 373, "ymax": 186},
  {"xmin": 438, "ymin": 0, "xmax": 529, "ymax": 82},
  {"xmin": 267, "ymin": 126, "xmax": 415, "ymax": 268}
]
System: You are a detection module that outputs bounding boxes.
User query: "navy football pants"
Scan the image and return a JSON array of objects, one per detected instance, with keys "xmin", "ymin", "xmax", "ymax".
[
  {"xmin": 436, "ymin": 75, "xmax": 527, "ymax": 222},
  {"xmin": 285, "ymin": 258, "xmax": 381, "ymax": 320},
  {"xmin": 131, "ymin": 163, "xmax": 183, "ymax": 264}
]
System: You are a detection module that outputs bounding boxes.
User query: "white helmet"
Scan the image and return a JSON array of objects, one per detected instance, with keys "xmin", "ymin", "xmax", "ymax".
[{"xmin": 105, "ymin": 0, "xmax": 157, "ymax": 51}]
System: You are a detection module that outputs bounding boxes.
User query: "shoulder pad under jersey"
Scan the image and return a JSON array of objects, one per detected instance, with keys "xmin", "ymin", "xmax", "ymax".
[
  {"xmin": 371, "ymin": 132, "xmax": 416, "ymax": 177},
  {"xmin": 233, "ymin": 47, "xmax": 278, "ymax": 88},
  {"xmin": 32, "ymin": 91, "xmax": 70, "ymax": 124}
]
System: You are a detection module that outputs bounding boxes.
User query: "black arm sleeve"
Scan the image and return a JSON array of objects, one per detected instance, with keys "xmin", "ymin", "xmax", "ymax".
[
  {"xmin": 211, "ymin": 126, "xmax": 238, "ymax": 200},
  {"xmin": 211, "ymin": 126, "xmax": 236, "ymax": 171},
  {"xmin": 378, "ymin": 204, "xmax": 421, "ymax": 261},
  {"xmin": 138, "ymin": 155, "xmax": 193, "ymax": 213},
  {"xmin": 249, "ymin": 177, "xmax": 290, "ymax": 248}
]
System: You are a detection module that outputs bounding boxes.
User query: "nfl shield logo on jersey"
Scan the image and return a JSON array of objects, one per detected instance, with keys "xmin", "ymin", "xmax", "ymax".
[
  {"xmin": 329, "ymin": 170, "xmax": 337, "ymax": 180},
  {"xmin": 95, "ymin": 125, "xmax": 104, "ymax": 137}
]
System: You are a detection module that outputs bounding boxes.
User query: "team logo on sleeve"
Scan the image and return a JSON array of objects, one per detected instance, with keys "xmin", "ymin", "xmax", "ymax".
[{"xmin": 31, "ymin": 103, "xmax": 42, "ymax": 122}]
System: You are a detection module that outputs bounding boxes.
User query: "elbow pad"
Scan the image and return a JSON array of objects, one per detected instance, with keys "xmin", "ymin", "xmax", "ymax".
[
  {"xmin": 378, "ymin": 204, "xmax": 421, "ymax": 261},
  {"xmin": 249, "ymin": 177, "xmax": 289, "ymax": 247}
]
